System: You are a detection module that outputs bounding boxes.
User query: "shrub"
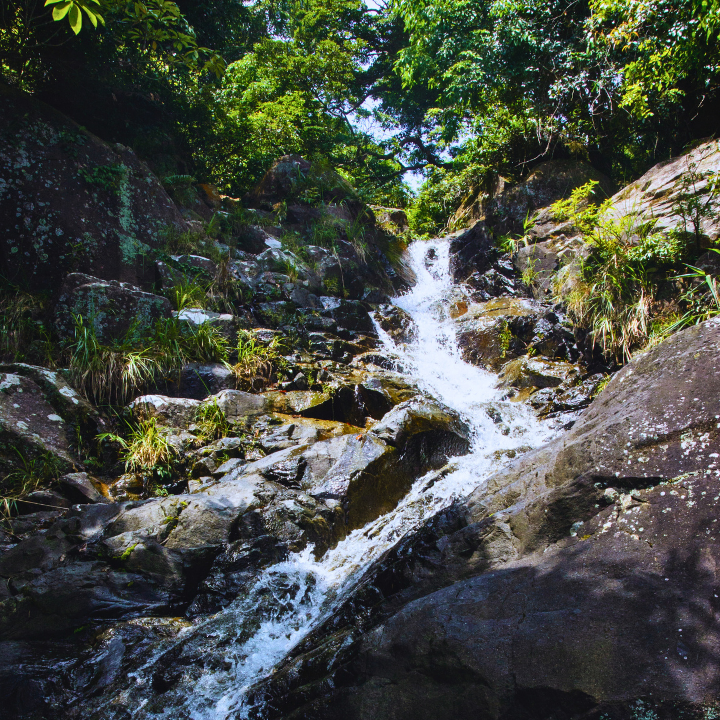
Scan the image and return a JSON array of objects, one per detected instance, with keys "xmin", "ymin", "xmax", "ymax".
[
  {"xmin": 0, "ymin": 450, "xmax": 61, "ymax": 521},
  {"xmin": 0, "ymin": 286, "xmax": 54, "ymax": 365}
]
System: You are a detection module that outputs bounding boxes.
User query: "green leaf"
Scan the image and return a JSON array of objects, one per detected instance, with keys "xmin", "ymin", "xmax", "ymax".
[
  {"xmin": 52, "ymin": 1, "xmax": 73, "ymax": 20},
  {"xmin": 44, "ymin": 0, "xmax": 66, "ymax": 5},
  {"xmin": 83, "ymin": 6, "xmax": 99, "ymax": 27},
  {"xmin": 68, "ymin": 3, "xmax": 82, "ymax": 33}
]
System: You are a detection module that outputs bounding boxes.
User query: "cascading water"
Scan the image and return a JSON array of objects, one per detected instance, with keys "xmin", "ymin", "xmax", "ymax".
[{"xmin": 109, "ymin": 238, "xmax": 555, "ymax": 720}]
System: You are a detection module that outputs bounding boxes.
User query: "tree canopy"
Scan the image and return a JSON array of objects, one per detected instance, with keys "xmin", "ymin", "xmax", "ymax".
[{"xmin": 2, "ymin": 0, "xmax": 719, "ymax": 224}]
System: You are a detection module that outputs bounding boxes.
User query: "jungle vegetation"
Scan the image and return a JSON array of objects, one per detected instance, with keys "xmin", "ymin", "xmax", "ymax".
[{"xmin": 3, "ymin": 0, "xmax": 719, "ymax": 222}]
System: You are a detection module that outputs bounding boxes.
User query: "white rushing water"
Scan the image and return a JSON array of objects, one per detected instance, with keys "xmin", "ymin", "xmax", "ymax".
[{"xmin": 117, "ymin": 238, "xmax": 555, "ymax": 720}]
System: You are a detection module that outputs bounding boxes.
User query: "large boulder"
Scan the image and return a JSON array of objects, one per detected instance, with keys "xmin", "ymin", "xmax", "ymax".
[
  {"xmin": 488, "ymin": 160, "xmax": 614, "ymax": 237},
  {"xmin": 447, "ymin": 161, "xmax": 613, "ymax": 236},
  {"xmin": 0, "ymin": 364, "xmax": 99, "ymax": 476},
  {"xmin": 255, "ymin": 317, "xmax": 720, "ymax": 720},
  {"xmin": 54, "ymin": 273, "xmax": 172, "ymax": 342},
  {"xmin": 454, "ymin": 298, "xmax": 549, "ymax": 369},
  {"xmin": 604, "ymin": 138, "xmax": 720, "ymax": 241},
  {"xmin": 449, "ymin": 221, "xmax": 497, "ymax": 282},
  {"xmin": 0, "ymin": 478, "xmax": 272, "ymax": 640},
  {"xmin": 0, "ymin": 85, "xmax": 187, "ymax": 297}
]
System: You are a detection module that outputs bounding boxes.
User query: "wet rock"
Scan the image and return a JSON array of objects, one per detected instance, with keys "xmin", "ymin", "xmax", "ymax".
[
  {"xmin": 260, "ymin": 317, "xmax": 720, "ymax": 720},
  {"xmin": 497, "ymin": 356, "xmax": 580, "ymax": 390},
  {"xmin": 369, "ymin": 397, "xmax": 470, "ymax": 450},
  {"xmin": 320, "ymin": 298, "xmax": 375, "ymax": 333},
  {"xmin": 449, "ymin": 221, "xmax": 497, "ymax": 282},
  {"xmin": 454, "ymin": 297, "xmax": 542, "ymax": 370},
  {"xmin": 263, "ymin": 390, "xmax": 335, "ymax": 418},
  {"xmin": 528, "ymin": 373, "xmax": 605, "ymax": 417},
  {"xmin": 56, "ymin": 472, "xmax": 108, "ymax": 504},
  {"xmin": 372, "ymin": 305, "xmax": 417, "ymax": 344},
  {"xmin": 463, "ymin": 254, "xmax": 522, "ymax": 300},
  {"xmin": 17, "ymin": 490, "xmax": 72, "ymax": 514},
  {"xmin": 54, "ymin": 273, "xmax": 172, "ymax": 343}
]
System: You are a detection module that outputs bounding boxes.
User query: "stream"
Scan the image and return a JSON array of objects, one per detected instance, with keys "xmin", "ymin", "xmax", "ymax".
[{"xmin": 105, "ymin": 238, "xmax": 556, "ymax": 719}]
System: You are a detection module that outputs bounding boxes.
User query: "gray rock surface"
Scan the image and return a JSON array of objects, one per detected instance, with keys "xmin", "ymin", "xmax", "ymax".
[{"xmin": 245, "ymin": 318, "xmax": 720, "ymax": 720}]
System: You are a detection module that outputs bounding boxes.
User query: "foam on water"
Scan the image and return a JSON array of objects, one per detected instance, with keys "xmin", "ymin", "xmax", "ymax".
[{"xmin": 111, "ymin": 238, "xmax": 554, "ymax": 720}]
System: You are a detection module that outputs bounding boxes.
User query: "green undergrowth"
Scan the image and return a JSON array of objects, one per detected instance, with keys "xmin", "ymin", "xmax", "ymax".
[
  {"xmin": 99, "ymin": 417, "xmax": 176, "ymax": 475},
  {"xmin": 0, "ymin": 451, "xmax": 61, "ymax": 523},
  {"xmin": 232, "ymin": 330, "xmax": 286, "ymax": 391},
  {"xmin": 0, "ymin": 284, "xmax": 55, "ymax": 366},
  {"xmin": 550, "ymin": 181, "xmax": 720, "ymax": 363},
  {"xmin": 194, "ymin": 397, "xmax": 232, "ymax": 443},
  {"xmin": 67, "ymin": 314, "xmax": 229, "ymax": 406}
]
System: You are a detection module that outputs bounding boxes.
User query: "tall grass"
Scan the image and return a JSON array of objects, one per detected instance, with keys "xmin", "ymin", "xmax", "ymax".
[
  {"xmin": 98, "ymin": 417, "xmax": 176, "ymax": 474},
  {"xmin": 0, "ymin": 450, "xmax": 61, "ymax": 522},
  {"xmin": 0, "ymin": 286, "xmax": 54, "ymax": 365},
  {"xmin": 67, "ymin": 315, "xmax": 230, "ymax": 406},
  {"xmin": 232, "ymin": 330, "xmax": 284, "ymax": 391}
]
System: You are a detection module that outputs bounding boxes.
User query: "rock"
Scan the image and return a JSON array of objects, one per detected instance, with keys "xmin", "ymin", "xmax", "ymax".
[
  {"xmin": 454, "ymin": 297, "xmax": 543, "ymax": 370},
  {"xmin": 528, "ymin": 373, "xmax": 605, "ymax": 417},
  {"xmin": 604, "ymin": 138, "xmax": 720, "ymax": 241},
  {"xmin": 373, "ymin": 305, "xmax": 417, "ymax": 344},
  {"xmin": 372, "ymin": 206, "xmax": 409, "ymax": 233},
  {"xmin": 513, "ymin": 241, "xmax": 559, "ymax": 298},
  {"xmin": 497, "ymin": 356, "xmax": 580, "ymax": 390},
  {"xmin": 173, "ymin": 309, "xmax": 238, "ymax": 343},
  {"xmin": 449, "ymin": 221, "xmax": 497, "ymax": 282},
  {"xmin": 17, "ymin": 490, "xmax": 72, "ymax": 514},
  {"xmin": 257, "ymin": 317, "xmax": 720, "ymax": 720},
  {"xmin": 54, "ymin": 273, "xmax": 172, "ymax": 343},
  {"xmin": 263, "ymin": 390, "xmax": 335, "ymax": 418},
  {"xmin": 254, "ymin": 301, "xmax": 297, "ymax": 328},
  {"xmin": 248, "ymin": 155, "xmax": 312, "ymax": 208},
  {"xmin": 289, "ymin": 286, "xmax": 322, "ymax": 309},
  {"xmin": 56, "ymin": 472, "xmax": 108, "ymax": 504},
  {"xmin": 0, "ymin": 363, "xmax": 99, "ymax": 433},
  {"xmin": 0, "ymin": 85, "xmax": 188, "ymax": 297},
  {"xmin": 0, "ymin": 371, "xmax": 80, "ymax": 475},
  {"xmin": 320, "ymin": 298, "xmax": 375, "ymax": 333},
  {"xmin": 127, "ymin": 395, "xmax": 201, "ymax": 427},
  {"xmin": 169, "ymin": 363, "xmax": 236, "ymax": 400},
  {"xmin": 157, "ymin": 255, "xmax": 217, "ymax": 287},
  {"xmin": 256, "ymin": 249, "xmax": 309, "ymax": 279},
  {"xmin": 369, "ymin": 397, "xmax": 470, "ymax": 450},
  {"xmin": 0, "ymin": 477, "xmax": 277, "ymax": 641},
  {"xmin": 462, "ymin": 254, "xmax": 522, "ymax": 301},
  {"xmin": 211, "ymin": 389, "xmax": 268, "ymax": 422},
  {"xmin": 488, "ymin": 160, "xmax": 615, "ymax": 237}
]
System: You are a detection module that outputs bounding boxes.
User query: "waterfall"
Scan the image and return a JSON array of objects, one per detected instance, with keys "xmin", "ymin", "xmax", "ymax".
[{"xmin": 111, "ymin": 238, "xmax": 554, "ymax": 720}]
